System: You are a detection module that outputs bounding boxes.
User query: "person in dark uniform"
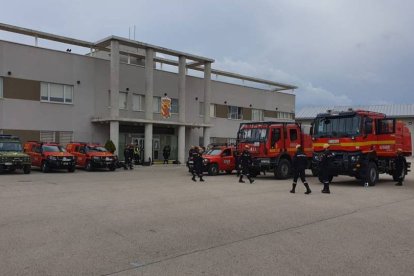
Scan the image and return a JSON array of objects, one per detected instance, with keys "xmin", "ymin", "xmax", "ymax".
[
  {"xmin": 123, "ymin": 144, "xmax": 134, "ymax": 170},
  {"xmin": 395, "ymin": 148, "xmax": 406, "ymax": 186},
  {"xmin": 133, "ymin": 145, "xmax": 140, "ymax": 165},
  {"xmin": 163, "ymin": 145, "xmax": 171, "ymax": 164},
  {"xmin": 290, "ymin": 145, "xmax": 311, "ymax": 194},
  {"xmin": 235, "ymin": 150, "xmax": 241, "ymax": 177},
  {"xmin": 239, "ymin": 145, "xmax": 254, "ymax": 184},
  {"xmin": 191, "ymin": 147, "xmax": 205, "ymax": 182},
  {"xmin": 320, "ymin": 143, "xmax": 333, "ymax": 194}
]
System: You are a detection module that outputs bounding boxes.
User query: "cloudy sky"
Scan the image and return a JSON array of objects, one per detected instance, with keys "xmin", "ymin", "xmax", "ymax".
[{"xmin": 1, "ymin": 0, "xmax": 413, "ymax": 109}]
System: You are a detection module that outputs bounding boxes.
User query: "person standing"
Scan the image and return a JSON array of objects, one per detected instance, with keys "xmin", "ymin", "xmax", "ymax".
[
  {"xmin": 123, "ymin": 144, "xmax": 134, "ymax": 170},
  {"xmin": 191, "ymin": 147, "xmax": 205, "ymax": 182},
  {"xmin": 163, "ymin": 145, "xmax": 171, "ymax": 164},
  {"xmin": 290, "ymin": 145, "xmax": 311, "ymax": 194},
  {"xmin": 320, "ymin": 143, "xmax": 333, "ymax": 194},
  {"xmin": 239, "ymin": 145, "xmax": 254, "ymax": 184},
  {"xmin": 395, "ymin": 148, "xmax": 406, "ymax": 186}
]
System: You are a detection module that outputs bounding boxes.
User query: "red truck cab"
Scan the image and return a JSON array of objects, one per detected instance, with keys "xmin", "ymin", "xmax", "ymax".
[
  {"xmin": 66, "ymin": 142, "xmax": 117, "ymax": 171},
  {"xmin": 203, "ymin": 146, "xmax": 236, "ymax": 175},
  {"xmin": 23, "ymin": 141, "xmax": 76, "ymax": 173}
]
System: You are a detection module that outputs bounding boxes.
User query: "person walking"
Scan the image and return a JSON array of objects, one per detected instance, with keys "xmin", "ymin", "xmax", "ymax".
[
  {"xmin": 320, "ymin": 143, "xmax": 333, "ymax": 193},
  {"xmin": 163, "ymin": 145, "xmax": 171, "ymax": 164},
  {"xmin": 191, "ymin": 147, "xmax": 205, "ymax": 182},
  {"xmin": 395, "ymin": 148, "xmax": 406, "ymax": 186},
  {"xmin": 239, "ymin": 145, "xmax": 254, "ymax": 184},
  {"xmin": 290, "ymin": 145, "xmax": 311, "ymax": 194}
]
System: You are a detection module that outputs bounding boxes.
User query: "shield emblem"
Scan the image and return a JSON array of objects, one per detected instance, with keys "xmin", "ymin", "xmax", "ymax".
[{"xmin": 161, "ymin": 96, "xmax": 171, "ymax": 118}]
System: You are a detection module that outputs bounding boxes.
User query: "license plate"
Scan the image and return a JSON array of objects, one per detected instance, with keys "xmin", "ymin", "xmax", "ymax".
[
  {"xmin": 62, "ymin": 157, "xmax": 70, "ymax": 162},
  {"xmin": 5, "ymin": 162, "xmax": 12, "ymax": 166},
  {"xmin": 105, "ymin": 157, "xmax": 112, "ymax": 161},
  {"xmin": 63, "ymin": 162, "xmax": 68, "ymax": 165}
]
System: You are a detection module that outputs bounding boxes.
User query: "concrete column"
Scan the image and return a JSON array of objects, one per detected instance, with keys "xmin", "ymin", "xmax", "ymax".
[
  {"xmin": 178, "ymin": 56, "xmax": 186, "ymax": 164},
  {"xmin": 203, "ymin": 62, "xmax": 212, "ymax": 146},
  {"xmin": 145, "ymin": 48, "xmax": 154, "ymax": 120},
  {"xmin": 144, "ymin": 123, "xmax": 153, "ymax": 163},
  {"xmin": 178, "ymin": 125, "xmax": 185, "ymax": 164},
  {"xmin": 144, "ymin": 48, "xmax": 154, "ymax": 163},
  {"xmin": 110, "ymin": 121, "xmax": 119, "ymax": 154},
  {"xmin": 110, "ymin": 40, "xmax": 120, "ymax": 153}
]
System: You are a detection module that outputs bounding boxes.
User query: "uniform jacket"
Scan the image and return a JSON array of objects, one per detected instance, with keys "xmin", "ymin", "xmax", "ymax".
[{"xmin": 292, "ymin": 151, "xmax": 308, "ymax": 172}]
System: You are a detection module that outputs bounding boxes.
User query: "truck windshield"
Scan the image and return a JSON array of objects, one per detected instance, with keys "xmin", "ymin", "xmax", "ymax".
[
  {"xmin": 42, "ymin": 145, "xmax": 66, "ymax": 152},
  {"xmin": 0, "ymin": 142, "xmax": 23, "ymax": 152},
  {"xmin": 205, "ymin": 149, "xmax": 222, "ymax": 156},
  {"xmin": 313, "ymin": 115, "xmax": 361, "ymax": 138},
  {"xmin": 86, "ymin": 146, "xmax": 108, "ymax": 152},
  {"xmin": 238, "ymin": 127, "xmax": 267, "ymax": 142}
]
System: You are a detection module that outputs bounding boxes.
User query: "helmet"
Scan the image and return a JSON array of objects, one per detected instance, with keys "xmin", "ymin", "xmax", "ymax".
[
  {"xmin": 397, "ymin": 148, "xmax": 403, "ymax": 153},
  {"xmin": 323, "ymin": 143, "xmax": 330, "ymax": 149},
  {"xmin": 295, "ymin": 144, "xmax": 302, "ymax": 149},
  {"xmin": 244, "ymin": 145, "xmax": 249, "ymax": 149}
]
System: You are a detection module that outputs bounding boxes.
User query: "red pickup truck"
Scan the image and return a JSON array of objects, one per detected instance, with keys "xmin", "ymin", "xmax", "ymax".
[{"xmin": 203, "ymin": 146, "xmax": 237, "ymax": 175}]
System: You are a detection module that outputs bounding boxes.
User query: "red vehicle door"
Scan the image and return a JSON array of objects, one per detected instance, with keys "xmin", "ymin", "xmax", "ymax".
[
  {"xmin": 286, "ymin": 125, "xmax": 301, "ymax": 157},
  {"xmin": 268, "ymin": 126, "xmax": 283, "ymax": 156},
  {"xmin": 221, "ymin": 148, "xmax": 233, "ymax": 171}
]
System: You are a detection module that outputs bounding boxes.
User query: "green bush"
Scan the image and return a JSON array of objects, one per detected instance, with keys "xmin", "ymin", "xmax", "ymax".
[{"xmin": 105, "ymin": 140, "xmax": 116, "ymax": 153}]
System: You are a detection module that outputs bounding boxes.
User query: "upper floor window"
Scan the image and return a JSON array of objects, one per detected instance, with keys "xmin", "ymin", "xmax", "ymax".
[
  {"xmin": 153, "ymin": 96, "xmax": 161, "ymax": 113},
  {"xmin": 119, "ymin": 92, "xmax": 127, "ymax": 110},
  {"xmin": 132, "ymin": 94, "xmax": 144, "ymax": 111},
  {"xmin": 199, "ymin": 102, "xmax": 216, "ymax": 117},
  {"xmin": 0, "ymin": 77, "xmax": 3, "ymax": 98},
  {"xmin": 252, "ymin": 109, "xmax": 264, "ymax": 121},
  {"xmin": 228, "ymin": 106, "xmax": 243, "ymax": 120},
  {"xmin": 171, "ymin": 99, "xmax": 179, "ymax": 114},
  {"xmin": 41, "ymin": 82, "xmax": 73, "ymax": 104}
]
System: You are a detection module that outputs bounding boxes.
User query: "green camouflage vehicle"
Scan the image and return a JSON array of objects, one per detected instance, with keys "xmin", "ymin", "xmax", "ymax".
[{"xmin": 0, "ymin": 135, "xmax": 31, "ymax": 174}]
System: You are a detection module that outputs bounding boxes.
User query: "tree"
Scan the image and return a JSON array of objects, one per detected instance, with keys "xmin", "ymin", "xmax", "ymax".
[{"xmin": 105, "ymin": 140, "xmax": 116, "ymax": 153}]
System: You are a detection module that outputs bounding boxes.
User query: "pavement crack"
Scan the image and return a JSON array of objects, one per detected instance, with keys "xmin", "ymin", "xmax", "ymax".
[{"xmin": 101, "ymin": 195, "xmax": 414, "ymax": 276}]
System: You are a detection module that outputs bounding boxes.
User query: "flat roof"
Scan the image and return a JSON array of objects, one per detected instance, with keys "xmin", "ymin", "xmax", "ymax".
[{"xmin": 0, "ymin": 22, "xmax": 297, "ymax": 91}]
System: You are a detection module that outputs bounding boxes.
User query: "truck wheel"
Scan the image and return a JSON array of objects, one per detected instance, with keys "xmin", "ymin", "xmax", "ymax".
[
  {"xmin": 41, "ymin": 162, "xmax": 50, "ymax": 173},
  {"xmin": 23, "ymin": 165, "xmax": 31, "ymax": 174},
  {"xmin": 225, "ymin": 170, "xmax": 232, "ymax": 175},
  {"xmin": 366, "ymin": 162, "xmax": 379, "ymax": 186},
  {"xmin": 109, "ymin": 164, "xmax": 116, "ymax": 171},
  {"xmin": 85, "ymin": 161, "xmax": 93, "ymax": 171},
  {"xmin": 68, "ymin": 165, "xmax": 76, "ymax": 173},
  {"xmin": 275, "ymin": 159, "xmax": 291, "ymax": 179},
  {"xmin": 208, "ymin": 164, "xmax": 219, "ymax": 176}
]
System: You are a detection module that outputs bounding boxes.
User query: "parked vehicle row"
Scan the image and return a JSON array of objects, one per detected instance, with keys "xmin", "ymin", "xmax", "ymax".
[{"xmin": 0, "ymin": 135, "xmax": 117, "ymax": 174}]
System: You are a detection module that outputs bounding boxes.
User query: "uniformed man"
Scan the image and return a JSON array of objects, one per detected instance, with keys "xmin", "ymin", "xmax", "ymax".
[
  {"xmin": 290, "ymin": 145, "xmax": 311, "ymax": 194},
  {"xmin": 320, "ymin": 143, "xmax": 333, "ymax": 194},
  {"xmin": 133, "ymin": 145, "xmax": 140, "ymax": 165},
  {"xmin": 163, "ymin": 145, "xmax": 171, "ymax": 164},
  {"xmin": 191, "ymin": 147, "xmax": 205, "ymax": 182},
  {"xmin": 123, "ymin": 144, "xmax": 134, "ymax": 170},
  {"xmin": 239, "ymin": 145, "xmax": 254, "ymax": 184},
  {"xmin": 395, "ymin": 148, "xmax": 406, "ymax": 186}
]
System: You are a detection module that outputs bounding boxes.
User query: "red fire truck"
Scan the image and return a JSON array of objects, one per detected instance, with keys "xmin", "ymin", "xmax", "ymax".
[
  {"xmin": 236, "ymin": 121, "xmax": 313, "ymax": 179},
  {"xmin": 311, "ymin": 109, "xmax": 412, "ymax": 185}
]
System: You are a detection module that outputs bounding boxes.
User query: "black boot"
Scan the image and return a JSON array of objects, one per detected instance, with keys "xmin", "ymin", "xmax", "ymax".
[
  {"xmin": 304, "ymin": 183, "xmax": 311, "ymax": 194},
  {"xmin": 321, "ymin": 184, "xmax": 330, "ymax": 194},
  {"xmin": 248, "ymin": 177, "xmax": 254, "ymax": 184},
  {"xmin": 192, "ymin": 175, "xmax": 196, "ymax": 182},
  {"xmin": 395, "ymin": 182, "xmax": 403, "ymax": 186},
  {"xmin": 239, "ymin": 175, "xmax": 245, "ymax": 183},
  {"xmin": 200, "ymin": 176, "xmax": 205, "ymax": 182},
  {"xmin": 290, "ymin": 183, "xmax": 296, "ymax": 193}
]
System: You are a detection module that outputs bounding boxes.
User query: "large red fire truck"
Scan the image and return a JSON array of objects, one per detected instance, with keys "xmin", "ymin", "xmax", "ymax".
[
  {"xmin": 311, "ymin": 109, "xmax": 412, "ymax": 185},
  {"xmin": 236, "ymin": 121, "xmax": 313, "ymax": 179}
]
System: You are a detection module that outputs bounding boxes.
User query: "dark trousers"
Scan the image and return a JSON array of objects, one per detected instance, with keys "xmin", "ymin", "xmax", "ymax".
[{"xmin": 293, "ymin": 170, "xmax": 307, "ymax": 184}]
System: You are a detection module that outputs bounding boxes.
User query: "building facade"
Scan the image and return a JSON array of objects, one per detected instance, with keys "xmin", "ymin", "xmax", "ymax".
[{"xmin": 0, "ymin": 23, "xmax": 296, "ymax": 163}]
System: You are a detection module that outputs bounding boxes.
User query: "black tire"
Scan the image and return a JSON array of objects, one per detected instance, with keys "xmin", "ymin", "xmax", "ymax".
[
  {"xmin": 68, "ymin": 165, "xmax": 76, "ymax": 173},
  {"xmin": 41, "ymin": 162, "xmax": 50, "ymax": 173},
  {"xmin": 85, "ymin": 161, "xmax": 93, "ymax": 171},
  {"xmin": 109, "ymin": 164, "xmax": 116, "ymax": 171},
  {"xmin": 366, "ymin": 162, "xmax": 379, "ymax": 186},
  {"xmin": 208, "ymin": 164, "xmax": 219, "ymax": 176},
  {"xmin": 275, "ymin": 159, "xmax": 291, "ymax": 179},
  {"xmin": 23, "ymin": 165, "xmax": 31, "ymax": 174},
  {"xmin": 225, "ymin": 170, "xmax": 232, "ymax": 175}
]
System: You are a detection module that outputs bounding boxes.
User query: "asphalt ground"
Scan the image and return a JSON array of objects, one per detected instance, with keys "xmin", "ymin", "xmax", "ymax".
[{"xmin": 0, "ymin": 162, "xmax": 413, "ymax": 276}]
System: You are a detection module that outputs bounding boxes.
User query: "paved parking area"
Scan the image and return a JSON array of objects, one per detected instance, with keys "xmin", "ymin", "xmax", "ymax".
[{"xmin": 1, "ymin": 164, "xmax": 414, "ymax": 276}]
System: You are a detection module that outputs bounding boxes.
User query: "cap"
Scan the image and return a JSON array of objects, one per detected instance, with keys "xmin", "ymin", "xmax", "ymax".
[{"xmin": 323, "ymin": 143, "xmax": 330, "ymax": 149}]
